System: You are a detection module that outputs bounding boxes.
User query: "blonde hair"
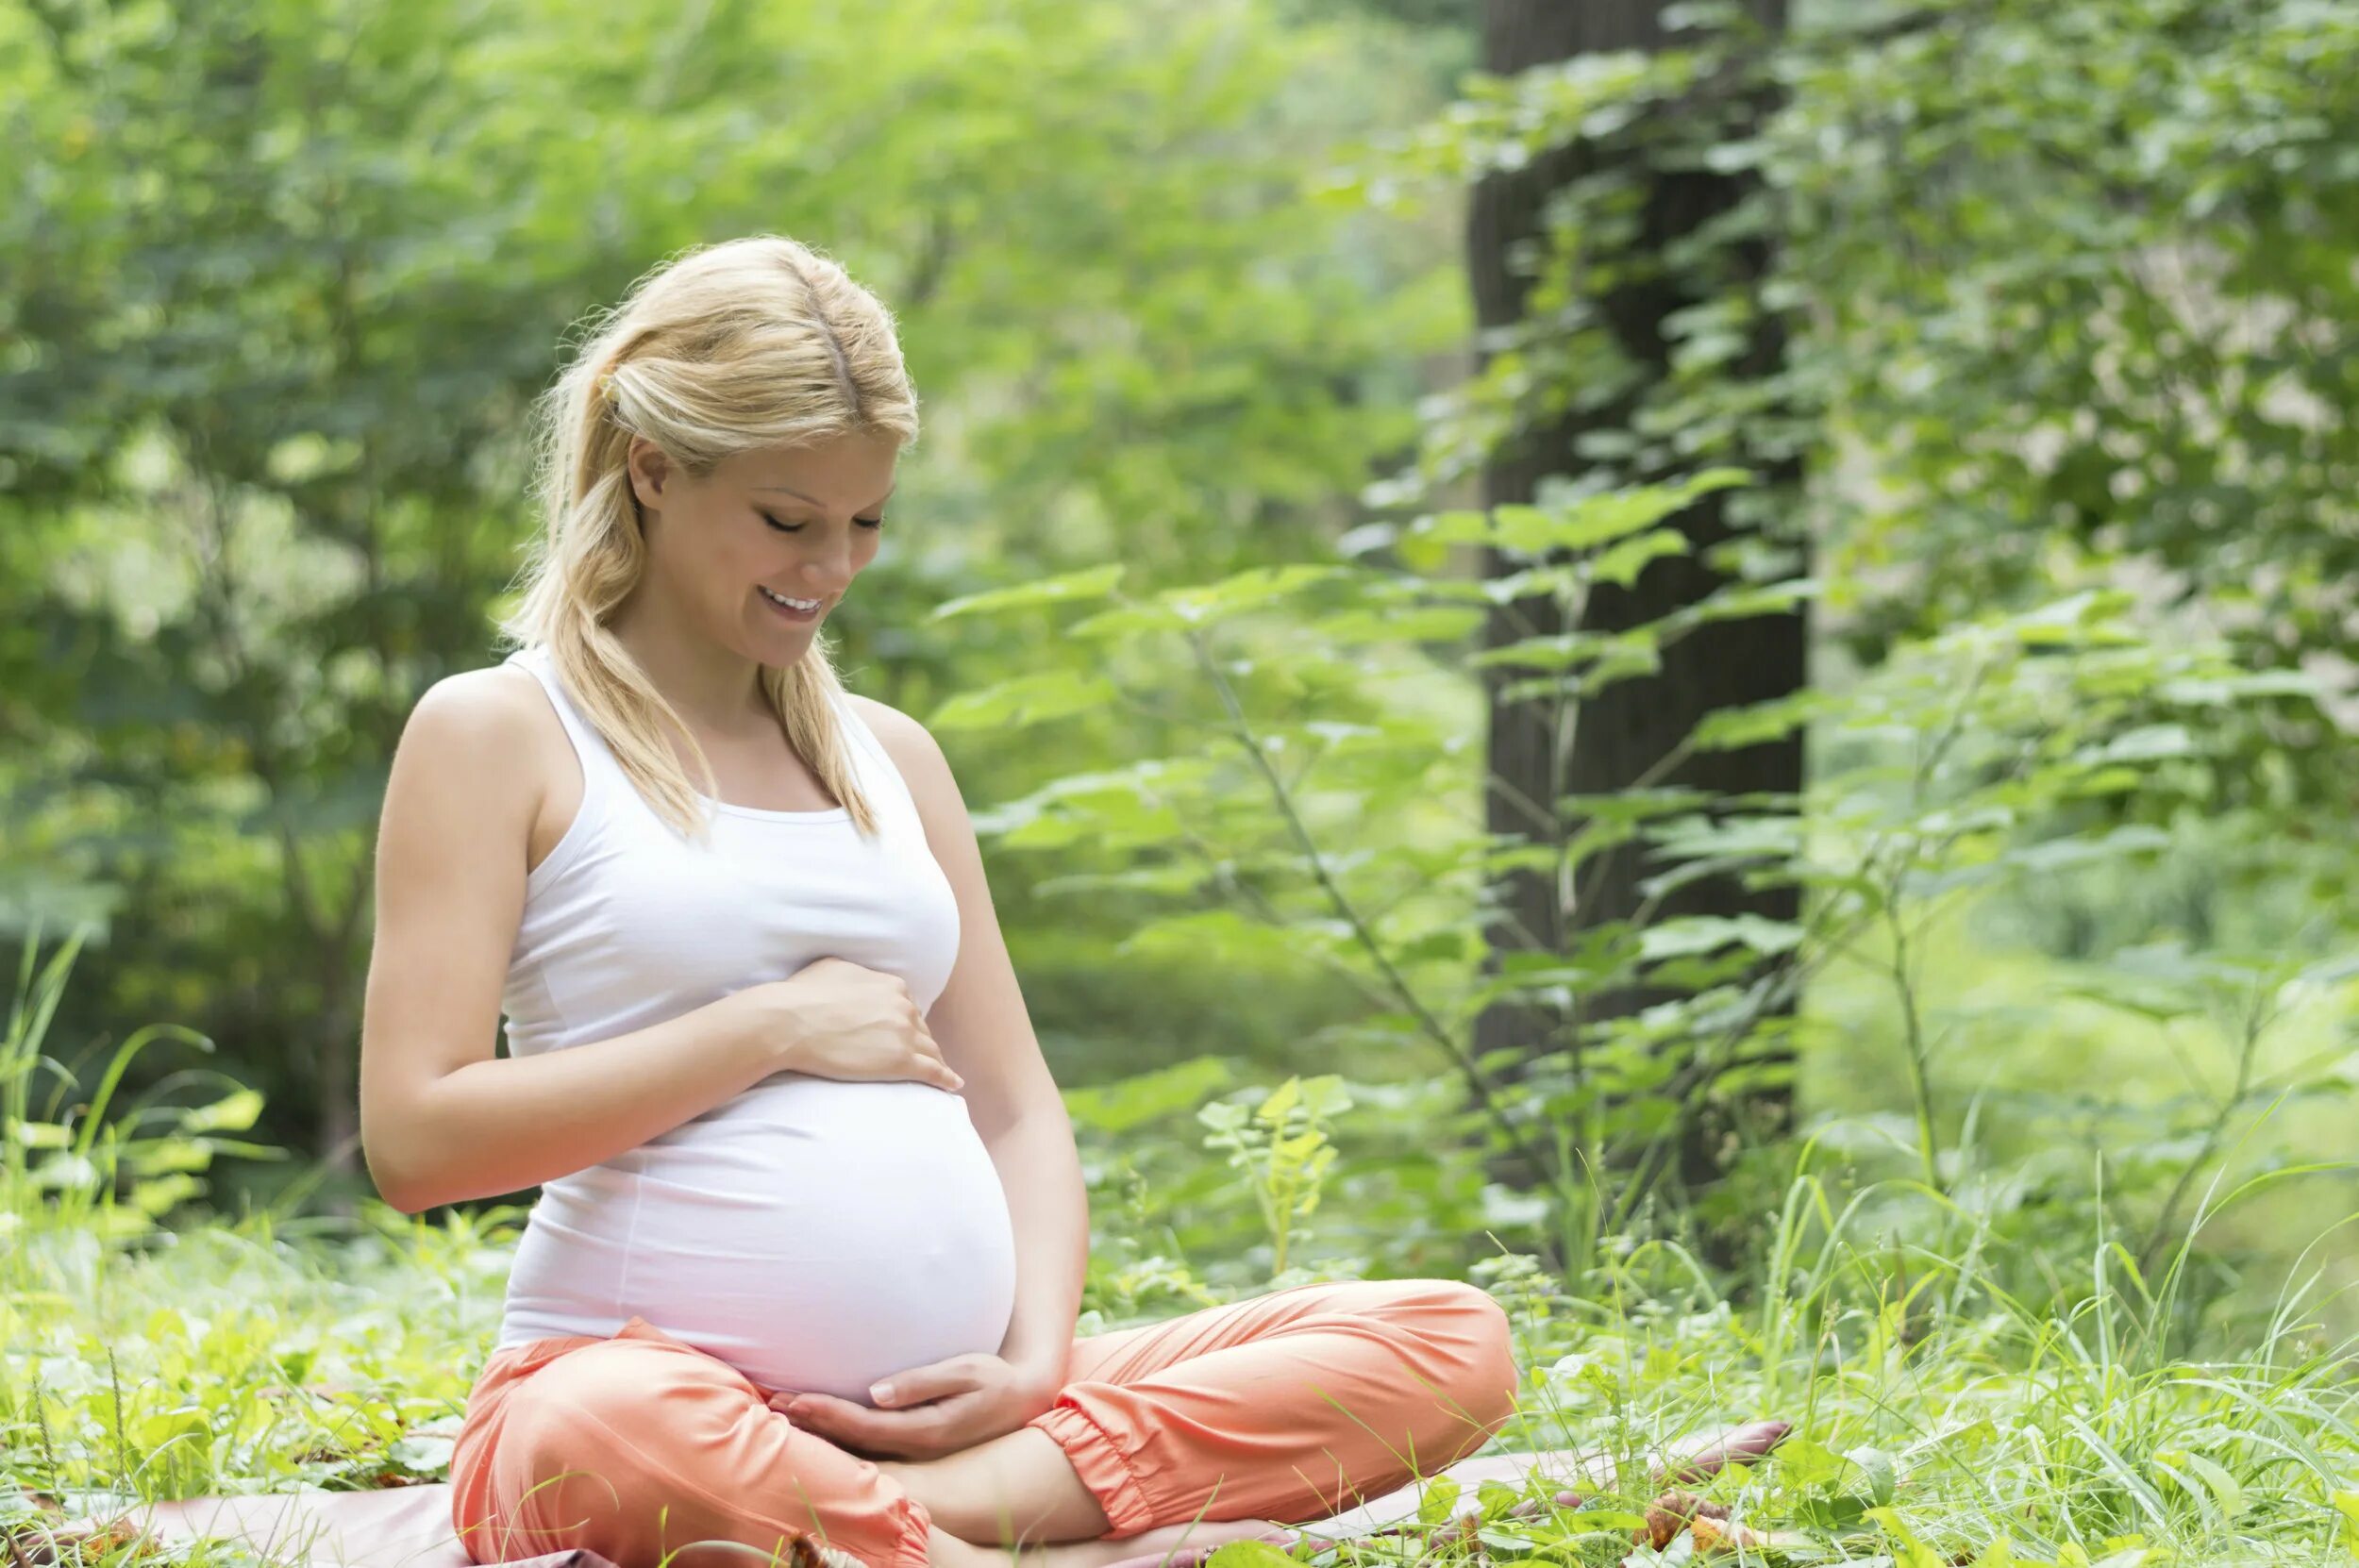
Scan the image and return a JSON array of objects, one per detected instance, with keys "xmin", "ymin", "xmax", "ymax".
[{"xmin": 497, "ymin": 235, "xmax": 920, "ymax": 842}]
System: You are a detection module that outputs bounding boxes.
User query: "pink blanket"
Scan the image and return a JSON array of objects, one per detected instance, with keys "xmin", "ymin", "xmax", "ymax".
[{"xmin": 46, "ymin": 1424, "xmax": 1786, "ymax": 1568}]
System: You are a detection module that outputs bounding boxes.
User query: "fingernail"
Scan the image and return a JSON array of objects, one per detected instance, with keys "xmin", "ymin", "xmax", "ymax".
[{"xmin": 871, "ymin": 1383, "xmax": 895, "ymax": 1405}]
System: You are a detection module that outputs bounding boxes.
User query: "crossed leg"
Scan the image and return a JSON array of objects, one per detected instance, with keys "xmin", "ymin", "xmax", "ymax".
[
  {"xmin": 450, "ymin": 1278, "xmax": 1519, "ymax": 1568},
  {"xmin": 893, "ymin": 1277, "xmax": 1521, "ymax": 1551}
]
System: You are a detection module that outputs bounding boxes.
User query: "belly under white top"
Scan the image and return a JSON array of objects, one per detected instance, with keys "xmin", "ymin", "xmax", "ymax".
[{"xmin": 489, "ymin": 644, "xmax": 1017, "ymax": 1403}]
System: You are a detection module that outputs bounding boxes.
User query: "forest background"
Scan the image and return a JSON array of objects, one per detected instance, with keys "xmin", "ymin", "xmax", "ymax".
[{"xmin": 6, "ymin": 1, "xmax": 2359, "ymax": 1562}]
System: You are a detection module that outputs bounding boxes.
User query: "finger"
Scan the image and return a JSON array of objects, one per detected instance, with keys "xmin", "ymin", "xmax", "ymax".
[
  {"xmin": 778, "ymin": 1391, "xmax": 953, "ymax": 1455},
  {"xmin": 777, "ymin": 1391, "xmax": 877, "ymax": 1426},
  {"xmin": 910, "ymin": 1046, "xmax": 963, "ymax": 1092},
  {"xmin": 871, "ymin": 1357, "xmax": 985, "ymax": 1408},
  {"xmin": 773, "ymin": 1391, "xmax": 861, "ymax": 1433},
  {"xmin": 780, "ymin": 1398, "xmax": 909, "ymax": 1457}
]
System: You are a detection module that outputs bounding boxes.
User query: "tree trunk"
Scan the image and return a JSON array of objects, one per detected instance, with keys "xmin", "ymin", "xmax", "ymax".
[{"xmin": 1466, "ymin": 0, "xmax": 1806, "ymax": 1250}]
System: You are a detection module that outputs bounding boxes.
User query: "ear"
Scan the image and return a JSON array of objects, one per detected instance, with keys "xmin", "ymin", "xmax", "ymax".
[{"xmin": 625, "ymin": 437, "xmax": 672, "ymax": 511}]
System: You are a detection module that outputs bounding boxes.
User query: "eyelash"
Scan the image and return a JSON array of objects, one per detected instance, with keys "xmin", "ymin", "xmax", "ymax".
[{"xmin": 761, "ymin": 513, "xmax": 887, "ymax": 533}]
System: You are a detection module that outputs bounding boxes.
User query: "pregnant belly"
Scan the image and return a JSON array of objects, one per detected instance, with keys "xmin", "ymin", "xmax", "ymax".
[{"xmin": 502, "ymin": 1076, "xmax": 1020, "ymax": 1402}]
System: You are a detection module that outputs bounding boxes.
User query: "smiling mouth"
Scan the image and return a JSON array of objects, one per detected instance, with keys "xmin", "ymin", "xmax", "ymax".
[{"xmin": 758, "ymin": 586, "xmax": 826, "ymax": 614}]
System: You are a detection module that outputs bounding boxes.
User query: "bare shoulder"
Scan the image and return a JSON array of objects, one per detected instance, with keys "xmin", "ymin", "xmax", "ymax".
[
  {"xmin": 391, "ymin": 661, "xmax": 567, "ymax": 815},
  {"xmin": 407, "ymin": 661, "xmax": 560, "ymax": 761},
  {"xmin": 843, "ymin": 692, "xmax": 962, "ymax": 808},
  {"xmin": 842, "ymin": 691, "xmax": 935, "ymax": 755}
]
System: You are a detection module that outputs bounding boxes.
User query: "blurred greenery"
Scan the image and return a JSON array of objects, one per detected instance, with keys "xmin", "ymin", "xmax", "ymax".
[
  {"xmin": 2, "ymin": 0, "xmax": 1474, "ymax": 1180},
  {"xmin": 6, "ymin": 0, "xmax": 2359, "ymax": 1562}
]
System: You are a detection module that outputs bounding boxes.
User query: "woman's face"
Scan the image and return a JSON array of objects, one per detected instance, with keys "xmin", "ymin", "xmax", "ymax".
[{"xmin": 624, "ymin": 429, "xmax": 898, "ymax": 663}]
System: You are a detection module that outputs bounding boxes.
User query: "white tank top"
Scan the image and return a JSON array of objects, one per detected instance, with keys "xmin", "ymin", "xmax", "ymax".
[{"xmin": 491, "ymin": 644, "xmax": 1018, "ymax": 1402}]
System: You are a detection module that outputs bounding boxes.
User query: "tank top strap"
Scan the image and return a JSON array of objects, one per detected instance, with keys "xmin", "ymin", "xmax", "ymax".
[
  {"xmin": 824, "ymin": 683, "xmax": 918, "ymax": 820},
  {"xmin": 503, "ymin": 644, "xmax": 625, "ymax": 812}
]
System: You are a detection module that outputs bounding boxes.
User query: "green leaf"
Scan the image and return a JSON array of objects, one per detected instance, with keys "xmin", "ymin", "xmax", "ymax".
[
  {"xmin": 1403, "ymin": 470, "xmax": 1750, "ymax": 558},
  {"xmin": 128, "ymin": 1172, "xmax": 205, "ymax": 1216},
  {"xmin": 1671, "ymin": 576, "xmax": 1821, "ymax": 629},
  {"xmin": 134, "ymin": 1404, "xmax": 211, "ymax": 1451},
  {"xmin": 1555, "ymin": 788, "xmax": 1716, "ymax": 823},
  {"xmin": 1062, "ymin": 1058, "xmax": 1237, "ymax": 1135},
  {"xmin": 2000, "ymin": 826, "xmax": 2172, "ymax": 874},
  {"xmin": 179, "ymin": 1087, "xmax": 264, "ymax": 1135},
  {"xmin": 1865, "ymin": 1506, "xmax": 1941, "ymax": 1568},
  {"xmin": 6, "ymin": 1119, "xmax": 72, "ymax": 1149},
  {"xmin": 1066, "ymin": 600, "xmax": 1196, "ymax": 639},
  {"xmin": 2078, "ymin": 725, "xmax": 2195, "ymax": 765},
  {"xmin": 1767, "ymin": 1435, "xmax": 1849, "ymax": 1491},
  {"xmin": 2154, "ymin": 1449, "xmax": 2245, "ymax": 1524},
  {"xmin": 1849, "ymin": 1448, "xmax": 1899, "ymax": 1508},
  {"xmin": 1157, "ymin": 564, "xmax": 1353, "ymax": 627},
  {"xmin": 926, "ymin": 672, "xmax": 1121, "ymax": 731},
  {"xmin": 1313, "ymin": 605, "xmax": 1486, "ymax": 645},
  {"xmin": 1589, "ymin": 527, "xmax": 1689, "ymax": 589},
  {"xmin": 1203, "ymin": 1543, "xmax": 1297, "ymax": 1568},
  {"xmin": 1637, "ymin": 913, "xmax": 1802, "ymax": 960},
  {"xmin": 2156, "ymin": 669, "xmax": 2324, "ymax": 705},
  {"xmin": 1467, "ymin": 628, "xmax": 1622, "ymax": 674},
  {"xmin": 1688, "ymin": 691, "xmax": 1826, "ymax": 749},
  {"xmin": 929, "ymin": 565, "xmax": 1128, "ymax": 621},
  {"xmin": 2331, "ymin": 1492, "xmax": 2359, "ymax": 1556},
  {"xmin": 1475, "ymin": 1479, "xmax": 1525, "ymax": 1521}
]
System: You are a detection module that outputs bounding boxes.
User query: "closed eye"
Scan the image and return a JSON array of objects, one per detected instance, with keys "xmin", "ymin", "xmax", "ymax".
[{"xmin": 761, "ymin": 512, "xmax": 886, "ymax": 533}]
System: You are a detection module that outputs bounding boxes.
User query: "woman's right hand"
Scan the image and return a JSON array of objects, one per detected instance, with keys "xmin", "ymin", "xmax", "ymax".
[{"xmin": 742, "ymin": 958, "xmax": 965, "ymax": 1093}]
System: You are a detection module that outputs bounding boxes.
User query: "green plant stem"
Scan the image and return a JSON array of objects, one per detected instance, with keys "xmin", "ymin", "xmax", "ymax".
[{"xmin": 1182, "ymin": 625, "xmax": 1588, "ymax": 1235}]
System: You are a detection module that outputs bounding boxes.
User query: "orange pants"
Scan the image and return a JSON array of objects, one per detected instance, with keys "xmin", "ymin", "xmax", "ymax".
[{"xmin": 450, "ymin": 1277, "xmax": 1521, "ymax": 1568}]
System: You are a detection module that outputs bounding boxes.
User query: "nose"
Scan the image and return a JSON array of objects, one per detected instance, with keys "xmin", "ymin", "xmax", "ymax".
[
  {"xmin": 791, "ymin": 538, "xmax": 860, "ymax": 597},
  {"xmin": 799, "ymin": 568, "xmax": 852, "ymax": 600}
]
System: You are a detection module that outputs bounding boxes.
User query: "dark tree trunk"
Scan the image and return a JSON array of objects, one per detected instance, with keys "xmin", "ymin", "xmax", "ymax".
[{"xmin": 1466, "ymin": 0, "xmax": 1806, "ymax": 1245}]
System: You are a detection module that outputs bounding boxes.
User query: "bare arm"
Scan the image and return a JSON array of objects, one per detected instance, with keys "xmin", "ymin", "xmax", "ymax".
[{"xmin": 357, "ymin": 670, "xmax": 794, "ymax": 1215}]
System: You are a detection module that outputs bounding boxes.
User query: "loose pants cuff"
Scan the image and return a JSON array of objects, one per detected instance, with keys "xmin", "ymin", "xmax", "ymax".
[
  {"xmin": 1029, "ymin": 1400, "xmax": 1157, "ymax": 1539},
  {"xmin": 878, "ymin": 1498, "xmax": 933, "ymax": 1568}
]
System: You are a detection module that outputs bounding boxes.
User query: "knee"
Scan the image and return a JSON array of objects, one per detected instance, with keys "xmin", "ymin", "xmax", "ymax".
[
  {"xmin": 1415, "ymin": 1280, "xmax": 1523, "ymax": 1436},
  {"xmin": 495, "ymin": 1344, "xmax": 696, "ymax": 1553}
]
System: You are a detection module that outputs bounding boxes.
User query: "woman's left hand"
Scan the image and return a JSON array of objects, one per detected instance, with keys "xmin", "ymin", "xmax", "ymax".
[{"xmin": 769, "ymin": 1351, "xmax": 1063, "ymax": 1460}]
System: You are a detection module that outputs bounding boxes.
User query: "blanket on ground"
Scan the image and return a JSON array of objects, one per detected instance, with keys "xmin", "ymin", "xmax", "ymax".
[{"xmin": 40, "ymin": 1423, "xmax": 1788, "ymax": 1568}]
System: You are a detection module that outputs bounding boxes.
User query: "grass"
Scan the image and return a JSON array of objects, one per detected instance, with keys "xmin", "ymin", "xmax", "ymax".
[
  {"xmin": 7, "ymin": 1169, "xmax": 2358, "ymax": 1566},
  {"xmin": 1799, "ymin": 881, "xmax": 2359, "ymax": 1349},
  {"xmin": 7, "ymin": 899, "xmax": 2359, "ymax": 1567}
]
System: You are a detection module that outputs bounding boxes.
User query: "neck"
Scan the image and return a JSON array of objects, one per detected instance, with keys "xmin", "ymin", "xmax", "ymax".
[{"xmin": 605, "ymin": 590, "xmax": 775, "ymax": 739}]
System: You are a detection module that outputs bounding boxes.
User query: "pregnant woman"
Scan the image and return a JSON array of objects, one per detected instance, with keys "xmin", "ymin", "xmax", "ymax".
[{"xmin": 357, "ymin": 235, "xmax": 1520, "ymax": 1568}]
